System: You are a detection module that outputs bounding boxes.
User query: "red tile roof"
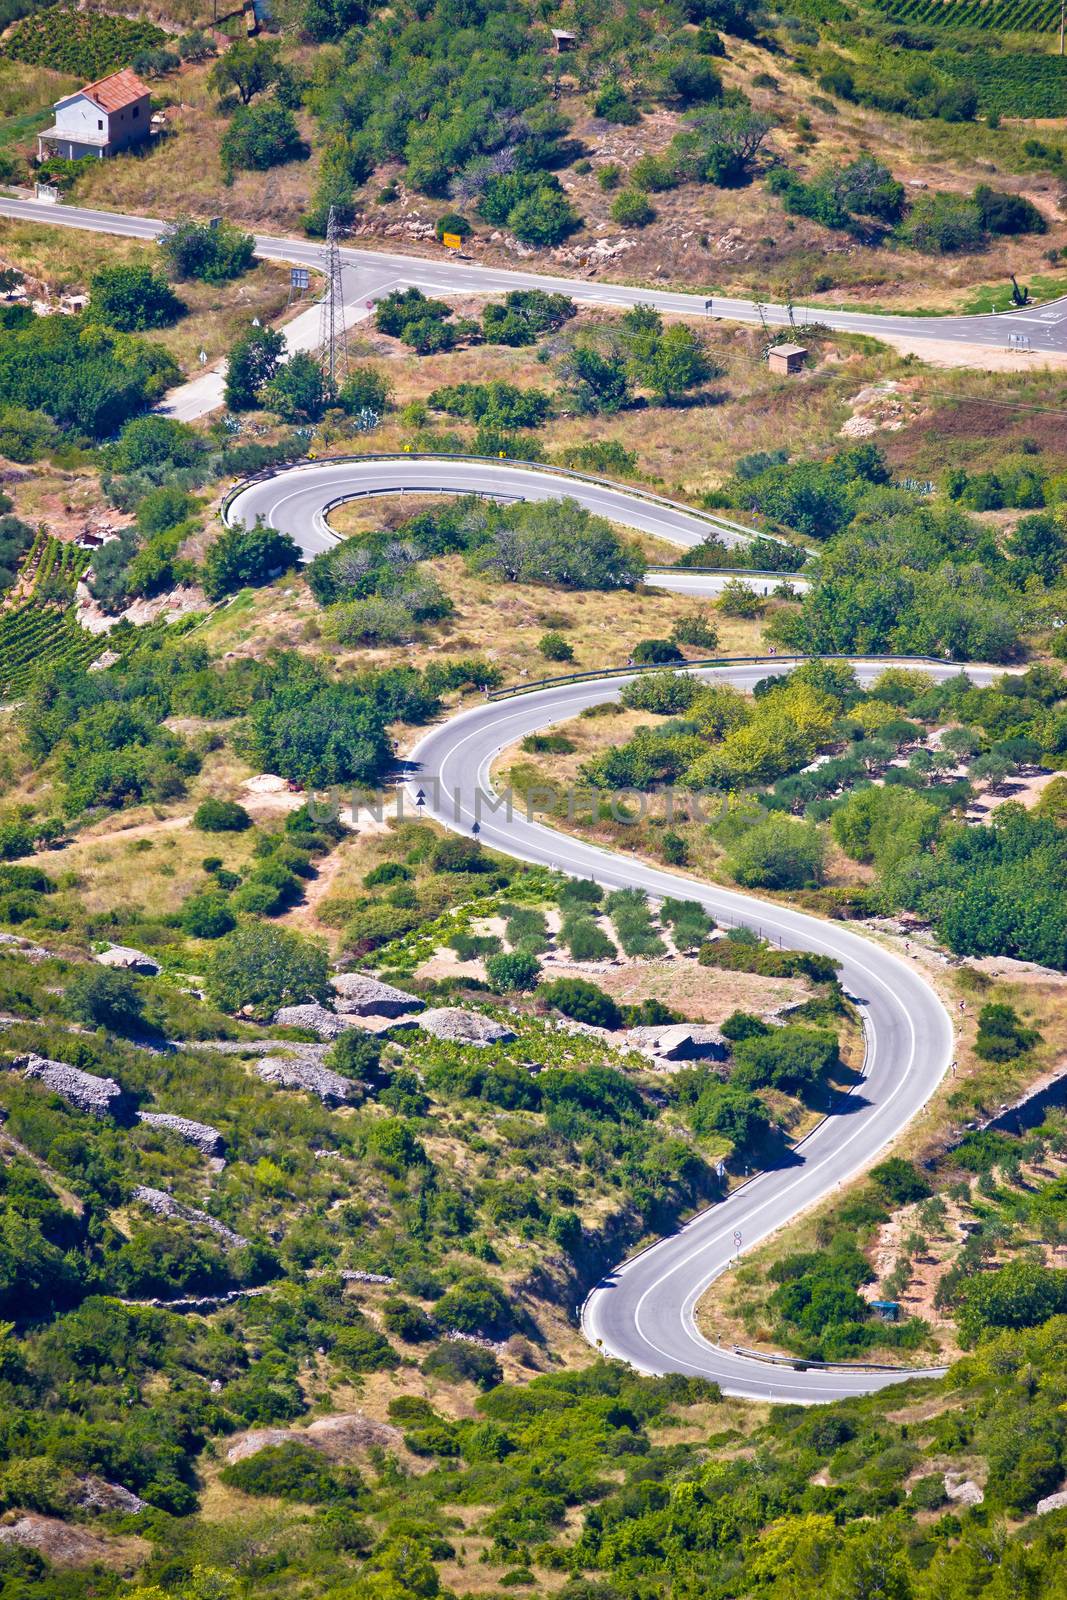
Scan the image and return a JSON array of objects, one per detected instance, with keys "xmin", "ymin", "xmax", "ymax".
[{"xmin": 80, "ymin": 68, "xmax": 150, "ymax": 113}]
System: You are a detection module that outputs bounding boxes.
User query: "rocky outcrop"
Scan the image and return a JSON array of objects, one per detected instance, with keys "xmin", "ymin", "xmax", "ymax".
[
  {"xmin": 0, "ymin": 1515, "xmax": 134, "ymax": 1570},
  {"xmin": 225, "ymin": 1412, "xmax": 401, "ymax": 1466},
  {"xmin": 137, "ymin": 1111, "xmax": 225, "ymax": 1158},
  {"xmin": 255, "ymin": 1055, "xmax": 354, "ymax": 1106},
  {"xmin": 1036, "ymin": 1487, "xmax": 1067, "ymax": 1516},
  {"xmin": 95, "ymin": 944, "xmax": 160, "ymax": 976},
  {"xmin": 131, "ymin": 1185, "xmax": 247, "ymax": 1248},
  {"xmin": 625, "ymin": 1024, "xmax": 729, "ymax": 1067},
  {"xmin": 331, "ymin": 972, "xmax": 424, "ymax": 1017},
  {"xmin": 0, "ymin": 931, "xmax": 55, "ymax": 963},
  {"xmin": 944, "ymin": 1473, "xmax": 984, "ymax": 1507},
  {"xmin": 416, "ymin": 1008, "xmax": 516, "ymax": 1047},
  {"xmin": 273, "ymin": 1002, "xmax": 356, "ymax": 1040},
  {"xmin": 17, "ymin": 1054, "xmax": 127, "ymax": 1118},
  {"xmin": 76, "ymin": 1477, "xmax": 147, "ymax": 1515}
]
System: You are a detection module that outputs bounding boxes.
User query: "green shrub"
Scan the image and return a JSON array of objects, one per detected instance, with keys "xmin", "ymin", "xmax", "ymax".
[
  {"xmin": 219, "ymin": 1441, "xmax": 340, "ymax": 1503},
  {"xmin": 538, "ymin": 631, "xmax": 573, "ymax": 662},
  {"xmin": 611, "ymin": 190, "xmax": 655, "ymax": 227},
  {"xmin": 538, "ymin": 977, "xmax": 621, "ymax": 1029},
  {"xmin": 194, "ymin": 798, "xmax": 252, "ymax": 833},
  {"xmin": 485, "ymin": 950, "xmax": 541, "ymax": 992},
  {"xmin": 421, "ymin": 1340, "xmax": 502, "ymax": 1390}
]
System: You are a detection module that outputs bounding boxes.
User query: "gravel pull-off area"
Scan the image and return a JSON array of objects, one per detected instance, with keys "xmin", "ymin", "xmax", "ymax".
[
  {"xmin": 15, "ymin": 1054, "xmax": 127, "ymax": 1118},
  {"xmin": 131, "ymin": 1185, "xmax": 248, "ymax": 1249},
  {"xmin": 416, "ymin": 1008, "xmax": 517, "ymax": 1047},
  {"xmin": 137, "ymin": 1111, "xmax": 226, "ymax": 1157},
  {"xmin": 255, "ymin": 1055, "xmax": 354, "ymax": 1106},
  {"xmin": 331, "ymin": 972, "xmax": 424, "ymax": 1016}
]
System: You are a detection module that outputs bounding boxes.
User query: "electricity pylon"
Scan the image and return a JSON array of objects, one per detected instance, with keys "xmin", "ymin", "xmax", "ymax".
[{"xmin": 318, "ymin": 205, "xmax": 349, "ymax": 392}]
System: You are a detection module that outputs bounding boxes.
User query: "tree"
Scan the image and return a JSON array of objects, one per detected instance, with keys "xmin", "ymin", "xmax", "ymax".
[
  {"xmin": 247, "ymin": 680, "xmax": 392, "ymax": 787},
  {"xmin": 338, "ymin": 366, "xmax": 391, "ymax": 418},
  {"xmin": 726, "ymin": 815, "xmax": 826, "ymax": 889},
  {"xmin": 89, "ymin": 264, "xmax": 183, "ymax": 332},
  {"xmin": 207, "ymin": 921, "xmax": 330, "ymax": 1016},
  {"xmin": 264, "ymin": 352, "xmax": 332, "ymax": 422},
  {"xmin": 209, "ymin": 39, "xmax": 282, "ymax": 106},
  {"xmin": 472, "ymin": 500, "xmax": 645, "ymax": 590},
  {"xmin": 506, "ymin": 184, "xmax": 581, "ymax": 247},
  {"xmin": 66, "ymin": 967, "xmax": 145, "ymax": 1033},
  {"xmin": 203, "ymin": 521, "xmax": 300, "ymax": 600},
  {"xmin": 557, "ymin": 345, "xmax": 632, "ymax": 415},
  {"xmin": 159, "ymin": 217, "xmax": 255, "ymax": 284},
  {"xmin": 224, "ymin": 325, "xmax": 285, "ymax": 410},
  {"xmin": 674, "ymin": 105, "xmax": 773, "ymax": 185},
  {"xmin": 221, "ymin": 102, "xmax": 307, "ymax": 173},
  {"xmin": 897, "ymin": 193, "xmax": 984, "ymax": 254}
]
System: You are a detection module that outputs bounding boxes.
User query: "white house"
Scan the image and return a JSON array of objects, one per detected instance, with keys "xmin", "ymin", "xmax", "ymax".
[{"xmin": 37, "ymin": 68, "xmax": 152, "ymax": 162}]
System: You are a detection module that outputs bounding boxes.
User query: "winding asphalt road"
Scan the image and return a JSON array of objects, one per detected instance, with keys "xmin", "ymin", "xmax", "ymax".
[
  {"xmin": 2, "ymin": 196, "xmax": 1067, "ymax": 355},
  {"xmin": 224, "ymin": 453, "xmax": 813, "ymax": 594},
  {"xmin": 404, "ymin": 663, "xmax": 1011, "ymax": 1402},
  {"xmin": 227, "ymin": 454, "xmax": 1007, "ymax": 1399}
]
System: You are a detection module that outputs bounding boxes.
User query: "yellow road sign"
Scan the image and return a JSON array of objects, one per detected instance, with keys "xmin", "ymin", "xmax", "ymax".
[{"xmin": 442, "ymin": 232, "xmax": 462, "ymax": 250}]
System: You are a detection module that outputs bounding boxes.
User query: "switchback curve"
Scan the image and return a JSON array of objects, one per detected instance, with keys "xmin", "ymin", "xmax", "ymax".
[{"xmin": 227, "ymin": 455, "xmax": 1007, "ymax": 1402}]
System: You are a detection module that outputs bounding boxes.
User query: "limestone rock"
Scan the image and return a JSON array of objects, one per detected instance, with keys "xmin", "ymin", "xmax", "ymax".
[
  {"xmin": 1036, "ymin": 1487, "xmax": 1067, "ymax": 1516},
  {"xmin": 625, "ymin": 1024, "xmax": 729, "ymax": 1065},
  {"xmin": 137, "ymin": 1111, "xmax": 225, "ymax": 1157},
  {"xmin": 131, "ymin": 1185, "xmax": 248, "ymax": 1248},
  {"xmin": 273, "ymin": 1001, "xmax": 356, "ymax": 1040},
  {"xmin": 944, "ymin": 1474, "xmax": 984, "ymax": 1507},
  {"xmin": 76, "ymin": 1477, "xmax": 147, "ymax": 1515},
  {"xmin": 95, "ymin": 944, "xmax": 160, "ymax": 976},
  {"xmin": 330, "ymin": 972, "xmax": 424, "ymax": 1017},
  {"xmin": 255, "ymin": 1055, "xmax": 353, "ymax": 1106},
  {"xmin": 17, "ymin": 1054, "xmax": 127, "ymax": 1118},
  {"xmin": 416, "ymin": 1007, "xmax": 516, "ymax": 1047}
]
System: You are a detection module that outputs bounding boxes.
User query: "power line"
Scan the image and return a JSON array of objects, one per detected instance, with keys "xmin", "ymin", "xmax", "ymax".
[{"xmin": 922, "ymin": 390, "xmax": 1067, "ymax": 419}]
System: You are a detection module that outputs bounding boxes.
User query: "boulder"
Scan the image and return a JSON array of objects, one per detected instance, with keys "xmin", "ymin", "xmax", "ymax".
[
  {"xmin": 256, "ymin": 1055, "xmax": 354, "ymax": 1106},
  {"xmin": 17, "ymin": 1054, "xmax": 127, "ymax": 1118},
  {"xmin": 416, "ymin": 1007, "xmax": 516, "ymax": 1047},
  {"xmin": 330, "ymin": 972, "xmax": 424, "ymax": 1017},
  {"xmin": 944, "ymin": 1474, "xmax": 984, "ymax": 1507},
  {"xmin": 132, "ymin": 1185, "xmax": 247, "ymax": 1248},
  {"xmin": 95, "ymin": 944, "xmax": 160, "ymax": 976},
  {"xmin": 137, "ymin": 1111, "xmax": 226, "ymax": 1158},
  {"xmin": 273, "ymin": 1001, "xmax": 356, "ymax": 1040},
  {"xmin": 1036, "ymin": 1487, "xmax": 1067, "ymax": 1516},
  {"xmin": 625, "ymin": 1024, "xmax": 729, "ymax": 1065}
]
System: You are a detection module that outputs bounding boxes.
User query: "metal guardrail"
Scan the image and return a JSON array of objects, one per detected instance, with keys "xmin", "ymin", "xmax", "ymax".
[
  {"xmin": 727, "ymin": 1343, "xmax": 943, "ymax": 1375},
  {"xmin": 219, "ymin": 451, "xmax": 780, "ymax": 545},
  {"xmin": 644, "ymin": 565, "xmax": 809, "ymax": 579},
  {"xmin": 487, "ymin": 652, "xmax": 957, "ymax": 701}
]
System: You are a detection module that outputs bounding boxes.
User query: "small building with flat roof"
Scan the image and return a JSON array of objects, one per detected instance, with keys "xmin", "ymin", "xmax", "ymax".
[{"xmin": 767, "ymin": 342, "xmax": 808, "ymax": 376}]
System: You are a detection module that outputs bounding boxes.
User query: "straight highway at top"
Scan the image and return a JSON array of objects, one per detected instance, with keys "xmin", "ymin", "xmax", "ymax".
[{"xmin": 3, "ymin": 195, "xmax": 1067, "ymax": 353}]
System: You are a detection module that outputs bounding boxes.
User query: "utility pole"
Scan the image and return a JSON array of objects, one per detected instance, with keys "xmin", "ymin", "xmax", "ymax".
[
  {"xmin": 317, "ymin": 204, "xmax": 348, "ymax": 393},
  {"xmin": 1060, "ymin": 0, "xmax": 1064, "ymax": 56}
]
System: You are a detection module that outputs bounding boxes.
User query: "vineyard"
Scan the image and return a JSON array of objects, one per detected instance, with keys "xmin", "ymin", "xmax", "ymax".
[
  {"xmin": 873, "ymin": 0, "xmax": 1062, "ymax": 28},
  {"xmin": 938, "ymin": 47, "xmax": 1067, "ymax": 114},
  {"xmin": 0, "ymin": 534, "xmax": 133, "ymax": 701},
  {"xmin": 2, "ymin": 6, "xmax": 165, "ymax": 78}
]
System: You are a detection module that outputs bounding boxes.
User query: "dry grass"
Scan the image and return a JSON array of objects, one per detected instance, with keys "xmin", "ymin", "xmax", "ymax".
[
  {"xmin": 72, "ymin": 63, "xmax": 320, "ymax": 232},
  {"xmin": 0, "ymin": 221, "xmax": 298, "ymax": 375}
]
